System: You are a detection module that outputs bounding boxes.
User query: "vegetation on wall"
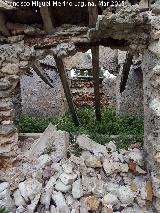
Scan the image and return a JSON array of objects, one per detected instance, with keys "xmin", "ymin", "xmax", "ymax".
[{"xmin": 15, "ymin": 107, "xmax": 144, "ymax": 148}]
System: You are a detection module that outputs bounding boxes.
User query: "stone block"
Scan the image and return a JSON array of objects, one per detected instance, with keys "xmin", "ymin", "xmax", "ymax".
[{"xmin": 0, "ymin": 124, "xmax": 17, "ymax": 136}]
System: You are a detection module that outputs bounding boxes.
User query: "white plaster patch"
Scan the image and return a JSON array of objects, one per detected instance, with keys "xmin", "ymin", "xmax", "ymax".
[
  {"xmin": 150, "ymin": 98, "xmax": 160, "ymax": 116},
  {"xmin": 101, "ymin": 68, "xmax": 116, "ymax": 79}
]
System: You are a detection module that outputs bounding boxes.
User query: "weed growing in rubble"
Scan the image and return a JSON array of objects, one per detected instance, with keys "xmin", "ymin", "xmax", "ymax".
[
  {"xmin": 15, "ymin": 107, "xmax": 144, "ymax": 147},
  {"xmin": 0, "ymin": 209, "xmax": 9, "ymax": 213}
]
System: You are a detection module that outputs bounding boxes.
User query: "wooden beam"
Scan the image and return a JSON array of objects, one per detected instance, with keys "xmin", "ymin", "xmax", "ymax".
[
  {"xmin": 33, "ymin": 61, "xmax": 54, "ymax": 88},
  {"xmin": 91, "ymin": 46, "xmax": 101, "ymax": 121},
  {"xmin": 88, "ymin": 0, "xmax": 101, "ymax": 121},
  {"xmin": 54, "ymin": 55, "xmax": 80, "ymax": 126},
  {"xmin": 120, "ymin": 52, "xmax": 133, "ymax": 93},
  {"xmin": 40, "ymin": 6, "xmax": 54, "ymax": 34},
  {"xmin": 0, "ymin": 11, "xmax": 10, "ymax": 37},
  {"xmin": 148, "ymin": 0, "xmax": 151, "ymax": 9},
  {"xmin": 87, "ymin": 0, "xmax": 98, "ymax": 27}
]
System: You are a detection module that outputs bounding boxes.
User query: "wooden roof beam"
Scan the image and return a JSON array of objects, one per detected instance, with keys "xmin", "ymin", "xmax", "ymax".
[
  {"xmin": 87, "ymin": 0, "xmax": 98, "ymax": 27},
  {"xmin": 40, "ymin": 6, "xmax": 55, "ymax": 34}
]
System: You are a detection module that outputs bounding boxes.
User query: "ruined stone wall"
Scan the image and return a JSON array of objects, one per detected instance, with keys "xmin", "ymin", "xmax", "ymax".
[
  {"xmin": 117, "ymin": 58, "xmax": 144, "ymax": 117},
  {"xmin": 0, "ymin": 3, "xmax": 160, "ymax": 212},
  {"xmin": 0, "ymin": 38, "xmax": 33, "ymax": 158},
  {"xmin": 143, "ymin": 49, "xmax": 160, "ymax": 211},
  {"xmin": 11, "ymin": 81, "xmax": 22, "ymax": 116},
  {"xmin": 103, "ymin": 49, "xmax": 144, "ymax": 118},
  {"xmin": 119, "ymin": 66, "xmax": 143, "ymax": 117},
  {"xmin": 70, "ymin": 77, "xmax": 114, "ymax": 108},
  {"xmin": 20, "ymin": 68, "xmax": 66, "ymax": 117},
  {"xmin": 13, "ymin": 46, "xmax": 118, "ymax": 117},
  {"xmin": 89, "ymin": 5, "xmax": 160, "ymax": 211},
  {"xmin": 65, "ymin": 46, "xmax": 118, "ymax": 73},
  {"xmin": 141, "ymin": 7, "xmax": 160, "ymax": 211}
]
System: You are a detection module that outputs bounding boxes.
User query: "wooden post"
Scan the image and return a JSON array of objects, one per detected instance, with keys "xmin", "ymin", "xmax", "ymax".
[
  {"xmin": 92, "ymin": 46, "xmax": 101, "ymax": 121},
  {"xmin": 88, "ymin": 0, "xmax": 100, "ymax": 121},
  {"xmin": 40, "ymin": 6, "xmax": 54, "ymax": 34},
  {"xmin": 54, "ymin": 55, "xmax": 80, "ymax": 126},
  {"xmin": 120, "ymin": 52, "xmax": 133, "ymax": 93},
  {"xmin": 87, "ymin": 0, "xmax": 98, "ymax": 27},
  {"xmin": 148, "ymin": 0, "xmax": 151, "ymax": 9}
]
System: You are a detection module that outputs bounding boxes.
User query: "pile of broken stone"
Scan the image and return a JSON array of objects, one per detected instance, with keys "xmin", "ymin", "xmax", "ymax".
[{"xmin": 0, "ymin": 124, "xmax": 155, "ymax": 213}]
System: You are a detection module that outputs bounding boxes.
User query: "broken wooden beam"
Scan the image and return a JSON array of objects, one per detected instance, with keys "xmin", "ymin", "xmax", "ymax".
[
  {"xmin": 32, "ymin": 60, "xmax": 54, "ymax": 88},
  {"xmin": 91, "ymin": 45, "xmax": 101, "ymax": 121},
  {"xmin": 120, "ymin": 52, "xmax": 133, "ymax": 93},
  {"xmin": 40, "ymin": 6, "xmax": 54, "ymax": 34},
  {"xmin": 87, "ymin": 0, "xmax": 98, "ymax": 27},
  {"xmin": 54, "ymin": 55, "xmax": 80, "ymax": 126}
]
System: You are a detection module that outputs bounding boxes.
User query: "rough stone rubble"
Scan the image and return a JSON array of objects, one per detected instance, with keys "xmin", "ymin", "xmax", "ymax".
[
  {"xmin": 88, "ymin": 4, "xmax": 160, "ymax": 211},
  {"xmin": 0, "ymin": 39, "xmax": 34, "ymax": 158},
  {"xmin": 0, "ymin": 124, "xmax": 155, "ymax": 212},
  {"xmin": 88, "ymin": 4, "xmax": 151, "ymax": 53}
]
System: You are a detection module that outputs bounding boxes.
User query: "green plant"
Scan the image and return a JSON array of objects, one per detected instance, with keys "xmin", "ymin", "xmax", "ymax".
[
  {"xmin": 15, "ymin": 107, "xmax": 144, "ymax": 148},
  {"xmin": 0, "ymin": 208, "xmax": 9, "ymax": 213},
  {"xmin": 14, "ymin": 116, "xmax": 58, "ymax": 133},
  {"xmin": 43, "ymin": 144, "xmax": 55, "ymax": 155}
]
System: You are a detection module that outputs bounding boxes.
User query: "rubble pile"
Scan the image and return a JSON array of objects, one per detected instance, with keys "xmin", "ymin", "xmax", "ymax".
[{"xmin": 0, "ymin": 124, "xmax": 155, "ymax": 213}]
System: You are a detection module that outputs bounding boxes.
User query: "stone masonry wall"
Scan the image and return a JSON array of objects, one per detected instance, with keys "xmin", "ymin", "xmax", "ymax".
[
  {"xmin": 117, "ymin": 62, "xmax": 144, "ymax": 117},
  {"xmin": 0, "ymin": 38, "xmax": 33, "ymax": 158},
  {"xmin": 89, "ymin": 5, "xmax": 160, "ymax": 211},
  {"xmin": 20, "ymin": 68, "xmax": 66, "ymax": 117},
  {"xmin": 143, "ymin": 49, "xmax": 160, "ymax": 212}
]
